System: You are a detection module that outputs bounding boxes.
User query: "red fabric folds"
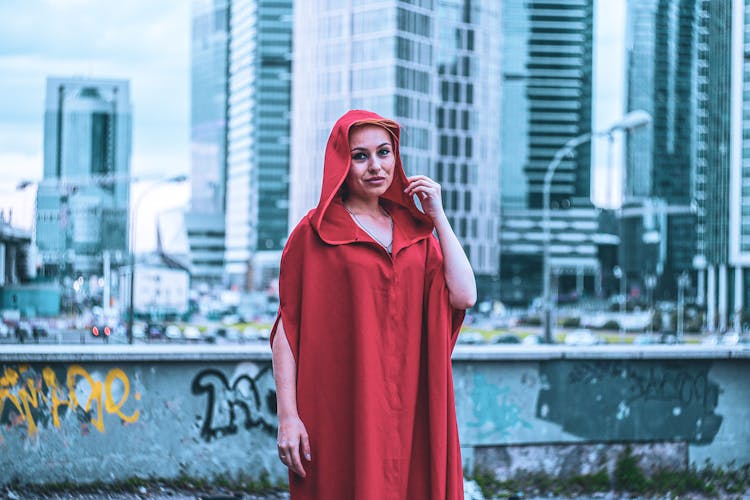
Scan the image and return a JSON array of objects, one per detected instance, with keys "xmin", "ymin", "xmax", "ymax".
[{"xmin": 270, "ymin": 110, "xmax": 465, "ymax": 499}]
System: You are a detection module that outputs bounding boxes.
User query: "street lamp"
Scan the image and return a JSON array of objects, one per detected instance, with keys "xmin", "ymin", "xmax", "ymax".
[
  {"xmin": 126, "ymin": 174, "xmax": 188, "ymax": 344},
  {"xmin": 542, "ymin": 110, "xmax": 652, "ymax": 343}
]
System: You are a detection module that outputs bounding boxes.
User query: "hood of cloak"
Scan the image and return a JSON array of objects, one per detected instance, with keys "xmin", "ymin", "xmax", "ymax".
[{"xmin": 309, "ymin": 109, "xmax": 434, "ymax": 248}]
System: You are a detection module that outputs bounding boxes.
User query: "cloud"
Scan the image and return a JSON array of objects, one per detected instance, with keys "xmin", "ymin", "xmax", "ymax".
[{"xmin": 0, "ymin": 0, "xmax": 190, "ymax": 190}]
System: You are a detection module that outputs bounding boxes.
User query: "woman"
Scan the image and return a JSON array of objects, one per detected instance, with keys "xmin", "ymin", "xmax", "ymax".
[{"xmin": 271, "ymin": 109, "xmax": 476, "ymax": 499}]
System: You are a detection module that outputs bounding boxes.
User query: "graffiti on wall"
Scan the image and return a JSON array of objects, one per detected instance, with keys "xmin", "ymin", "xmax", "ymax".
[
  {"xmin": 191, "ymin": 363, "xmax": 277, "ymax": 442},
  {"xmin": 536, "ymin": 360, "xmax": 722, "ymax": 444},
  {"xmin": 0, "ymin": 364, "xmax": 140, "ymax": 437}
]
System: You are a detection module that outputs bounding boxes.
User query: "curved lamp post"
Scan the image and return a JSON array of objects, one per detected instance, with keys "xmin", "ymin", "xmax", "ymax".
[
  {"xmin": 542, "ymin": 110, "xmax": 652, "ymax": 344},
  {"xmin": 126, "ymin": 174, "xmax": 188, "ymax": 344}
]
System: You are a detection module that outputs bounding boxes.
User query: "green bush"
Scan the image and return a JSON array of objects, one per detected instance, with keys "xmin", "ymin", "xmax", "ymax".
[{"xmin": 614, "ymin": 446, "xmax": 648, "ymax": 493}]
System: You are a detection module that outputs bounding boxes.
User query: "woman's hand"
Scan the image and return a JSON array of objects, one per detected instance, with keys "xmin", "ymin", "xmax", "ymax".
[
  {"xmin": 277, "ymin": 415, "xmax": 312, "ymax": 477},
  {"xmin": 405, "ymin": 175, "xmax": 476, "ymax": 309},
  {"xmin": 404, "ymin": 175, "xmax": 445, "ymax": 222}
]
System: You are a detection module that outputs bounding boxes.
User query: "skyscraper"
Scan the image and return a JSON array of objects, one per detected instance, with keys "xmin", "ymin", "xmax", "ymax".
[
  {"xmin": 622, "ymin": 0, "xmax": 698, "ymax": 298},
  {"xmin": 188, "ymin": 0, "xmax": 230, "ymax": 286},
  {"xmin": 722, "ymin": 0, "xmax": 749, "ymax": 331},
  {"xmin": 189, "ymin": 0, "xmax": 293, "ymax": 289},
  {"xmin": 289, "ymin": 0, "xmax": 502, "ymax": 292},
  {"xmin": 224, "ymin": 0, "xmax": 293, "ymax": 288},
  {"xmin": 36, "ymin": 77, "xmax": 131, "ymax": 278},
  {"xmin": 692, "ymin": 0, "xmax": 750, "ymax": 333},
  {"xmin": 499, "ymin": 0, "xmax": 598, "ymax": 305}
]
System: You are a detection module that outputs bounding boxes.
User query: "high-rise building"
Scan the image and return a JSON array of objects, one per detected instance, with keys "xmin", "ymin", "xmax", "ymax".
[
  {"xmin": 692, "ymin": 0, "xmax": 750, "ymax": 333},
  {"xmin": 622, "ymin": 0, "xmax": 698, "ymax": 298},
  {"xmin": 36, "ymin": 77, "xmax": 131, "ymax": 278},
  {"xmin": 289, "ymin": 0, "xmax": 501, "ymax": 293},
  {"xmin": 498, "ymin": 0, "xmax": 599, "ymax": 305},
  {"xmin": 712, "ymin": 0, "xmax": 749, "ymax": 331},
  {"xmin": 189, "ymin": 0, "xmax": 293, "ymax": 289},
  {"xmin": 188, "ymin": 0, "xmax": 230, "ymax": 286},
  {"xmin": 223, "ymin": 0, "xmax": 293, "ymax": 288}
]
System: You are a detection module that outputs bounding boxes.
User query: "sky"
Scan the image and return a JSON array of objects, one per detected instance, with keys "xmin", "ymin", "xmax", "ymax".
[
  {"xmin": 0, "ymin": 0, "xmax": 191, "ymax": 252},
  {"xmin": 0, "ymin": 0, "xmax": 627, "ymax": 251}
]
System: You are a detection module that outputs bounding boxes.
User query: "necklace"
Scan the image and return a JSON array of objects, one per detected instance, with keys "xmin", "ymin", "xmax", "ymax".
[{"xmin": 344, "ymin": 204, "xmax": 393, "ymax": 253}]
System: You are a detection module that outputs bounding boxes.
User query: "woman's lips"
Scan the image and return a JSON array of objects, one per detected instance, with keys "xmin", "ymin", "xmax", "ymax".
[{"xmin": 365, "ymin": 177, "xmax": 385, "ymax": 185}]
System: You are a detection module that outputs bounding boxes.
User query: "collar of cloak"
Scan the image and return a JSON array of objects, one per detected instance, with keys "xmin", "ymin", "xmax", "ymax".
[{"xmin": 309, "ymin": 109, "xmax": 434, "ymax": 253}]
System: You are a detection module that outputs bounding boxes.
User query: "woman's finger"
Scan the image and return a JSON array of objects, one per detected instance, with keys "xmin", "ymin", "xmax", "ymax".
[
  {"xmin": 301, "ymin": 432, "xmax": 312, "ymax": 462},
  {"xmin": 405, "ymin": 179, "xmax": 439, "ymax": 192},
  {"xmin": 290, "ymin": 445, "xmax": 306, "ymax": 477},
  {"xmin": 406, "ymin": 174, "xmax": 434, "ymax": 183},
  {"xmin": 408, "ymin": 185, "xmax": 440, "ymax": 198}
]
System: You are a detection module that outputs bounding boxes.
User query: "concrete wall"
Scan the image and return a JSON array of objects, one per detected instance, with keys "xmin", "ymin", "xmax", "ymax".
[{"xmin": 1, "ymin": 344, "xmax": 748, "ymax": 485}]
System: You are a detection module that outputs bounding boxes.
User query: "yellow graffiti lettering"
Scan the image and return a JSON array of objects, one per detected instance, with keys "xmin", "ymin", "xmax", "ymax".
[
  {"xmin": 104, "ymin": 368, "xmax": 139, "ymax": 423},
  {"xmin": 42, "ymin": 367, "xmax": 70, "ymax": 428},
  {"xmin": 67, "ymin": 365, "xmax": 105, "ymax": 433},
  {"xmin": 17, "ymin": 377, "xmax": 44, "ymax": 435},
  {"xmin": 1, "ymin": 367, "xmax": 19, "ymax": 386},
  {"xmin": 0, "ymin": 364, "xmax": 140, "ymax": 437},
  {"xmin": 0, "ymin": 388, "xmax": 22, "ymax": 422}
]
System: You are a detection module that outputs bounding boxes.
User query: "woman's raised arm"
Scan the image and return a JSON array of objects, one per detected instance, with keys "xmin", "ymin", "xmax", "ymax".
[{"xmin": 404, "ymin": 175, "xmax": 477, "ymax": 309}]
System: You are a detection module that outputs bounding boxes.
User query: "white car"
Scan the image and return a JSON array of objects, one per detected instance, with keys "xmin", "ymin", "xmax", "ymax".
[
  {"xmin": 132, "ymin": 323, "xmax": 146, "ymax": 339},
  {"xmin": 183, "ymin": 326, "xmax": 202, "ymax": 341},
  {"xmin": 564, "ymin": 329, "xmax": 600, "ymax": 346},
  {"xmin": 457, "ymin": 331, "xmax": 485, "ymax": 345},
  {"xmin": 165, "ymin": 325, "xmax": 183, "ymax": 340}
]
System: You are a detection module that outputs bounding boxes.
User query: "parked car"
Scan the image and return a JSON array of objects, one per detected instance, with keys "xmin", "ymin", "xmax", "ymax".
[
  {"xmin": 564, "ymin": 329, "xmax": 600, "ymax": 346},
  {"xmin": 456, "ymin": 331, "xmax": 485, "ymax": 345},
  {"xmin": 132, "ymin": 323, "xmax": 146, "ymax": 340},
  {"xmin": 522, "ymin": 334, "xmax": 542, "ymax": 345},
  {"xmin": 215, "ymin": 327, "xmax": 240, "ymax": 343},
  {"xmin": 90, "ymin": 324, "xmax": 113, "ymax": 340},
  {"xmin": 183, "ymin": 326, "xmax": 201, "ymax": 342},
  {"xmin": 165, "ymin": 325, "xmax": 183, "ymax": 341},
  {"xmin": 491, "ymin": 334, "xmax": 521, "ymax": 344},
  {"xmin": 146, "ymin": 323, "xmax": 165, "ymax": 340}
]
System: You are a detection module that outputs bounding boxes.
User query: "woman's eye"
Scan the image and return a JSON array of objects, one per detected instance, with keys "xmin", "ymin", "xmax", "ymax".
[
  {"xmin": 378, "ymin": 149, "xmax": 391, "ymax": 157},
  {"xmin": 352, "ymin": 152, "xmax": 367, "ymax": 160}
]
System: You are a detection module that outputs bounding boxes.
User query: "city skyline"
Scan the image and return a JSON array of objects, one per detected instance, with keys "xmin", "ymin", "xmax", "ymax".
[{"xmin": 0, "ymin": 0, "xmax": 624, "ymax": 253}]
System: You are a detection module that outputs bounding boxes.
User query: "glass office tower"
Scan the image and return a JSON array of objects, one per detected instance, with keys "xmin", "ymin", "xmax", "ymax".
[
  {"xmin": 191, "ymin": 0, "xmax": 292, "ymax": 289},
  {"xmin": 223, "ymin": 0, "xmax": 292, "ymax": 288},
  {"xmin": 499, "ymin": 0, "xmax": 598, "ymax": 305},
  {"xmin": 623, "ymin": 0, "xmax": 698, "ymax": 298},
  {"xmin": 289, "ymin": 0, "xmax": 502, "ymax": 290},
  {"xmin": 188, "ymin": 0, "xmax": 230, "ymax": 286},
  {"xmin": 37, "ymin": 77, "xmax": 131, "ymax": 278},
  {"xmin": 722, "ymin": 0, "xmax": 750, "ymax": 331}
]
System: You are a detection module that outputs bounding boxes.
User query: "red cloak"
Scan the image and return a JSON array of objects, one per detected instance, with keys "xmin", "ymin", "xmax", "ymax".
[{"xmin": 271, "ymin": 109, "xmax": 465, "ymax": 499}]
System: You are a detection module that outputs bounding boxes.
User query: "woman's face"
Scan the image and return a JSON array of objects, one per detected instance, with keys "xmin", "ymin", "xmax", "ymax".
[{"xmin": 345, "ymin": 125, "xmax": 395, "ymax": 201}]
